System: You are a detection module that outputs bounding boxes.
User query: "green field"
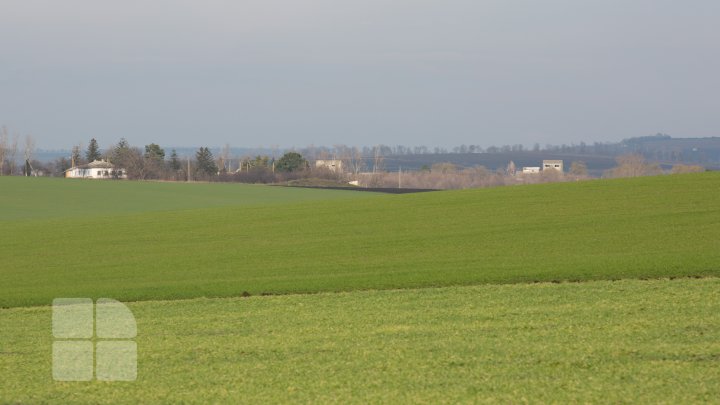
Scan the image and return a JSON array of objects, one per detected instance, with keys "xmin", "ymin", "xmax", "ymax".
[
  {"xmin": 1, "ymin": 173, "xmax": 719, "ymax": 308},
  {"xmin": 1, "ymin": 173, "xmax": 719, "ymax": 403},
  {"xmin": 1, "ymin": 278, "xmax": 719, "ymax": 403},
  {"xmin": 0, "ymin": 177, "xmax": 373, "ymax": 221}
]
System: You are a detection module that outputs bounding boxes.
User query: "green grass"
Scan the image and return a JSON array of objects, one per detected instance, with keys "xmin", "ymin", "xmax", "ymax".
[
  {"xmin": 1, "ymin": 278, "xmax": 718, "ymax": 403},
  {"xmin": 2, "ymin": 174, "xmax": 719, "ymax": 403},
  {"xmin": 0, "ymin": 176, "xmax": 373, "ymax": 221},
  {"xmin": 1, "ymin": 173, "xmax": 719, "ymax": 307}
]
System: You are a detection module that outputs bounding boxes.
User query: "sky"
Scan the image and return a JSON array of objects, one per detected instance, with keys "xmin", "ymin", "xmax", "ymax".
[{"xmin": 1, "ymin": 0, "xmax": 719, "ymax": 150}]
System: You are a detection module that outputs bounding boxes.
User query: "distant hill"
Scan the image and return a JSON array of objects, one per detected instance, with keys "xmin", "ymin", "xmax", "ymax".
[
  {"xmin": 367, "ymin": 152, "xmax": 618, "ymax": 177},
  {"xmin": 370, "ymin": 136, "xmax": 720, "ymax": 176},
  {"xmin": 621, "ymin": 135, "xmax": 720, "ymax": 164}
]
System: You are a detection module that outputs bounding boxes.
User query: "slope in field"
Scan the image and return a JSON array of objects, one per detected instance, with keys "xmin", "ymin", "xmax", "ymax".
[{"xmin": 1, "ymin": 173, "xmax": 719, "ymax": 307}]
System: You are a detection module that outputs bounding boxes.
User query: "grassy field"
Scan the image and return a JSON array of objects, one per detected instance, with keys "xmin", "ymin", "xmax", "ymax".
[
  {"xmin": 1, "ymin": 278, "xmax": 718, "ymax": 403},
  {"xmin": 1, "ymin": 174, "xmax": 719, "ymax": 403},
  {"xmin": 0, "ymin": 176, "xmax": 373, "ymax": 221},
  {"xmin": 1, "ymin": 173, "xmax": 719, "ymax": 307}
]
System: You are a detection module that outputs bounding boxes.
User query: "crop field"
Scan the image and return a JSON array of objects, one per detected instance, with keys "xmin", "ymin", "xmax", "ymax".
[
  {"xmin": 1, "ymin": 173, "xmax": 719, "ymax": 307},
  {"xmin": 0, "ymin": 176, "xmax": 374, "ymax": 221},
  {"xmin": 1, "ymin": 173, "xmax": 719, "ymax": 403},
  {"xmin": 1, "ymin": 278, "xmax": 719, "ymax": 403}
]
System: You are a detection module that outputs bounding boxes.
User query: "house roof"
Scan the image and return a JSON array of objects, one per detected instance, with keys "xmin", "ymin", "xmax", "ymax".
[
  {"xmin": 64, "ymin": 159, "xmax": 116, "ymax": 172},
  {"xmin": 86, "ymin": 160, "xmax": 115, "ymax": 169}
]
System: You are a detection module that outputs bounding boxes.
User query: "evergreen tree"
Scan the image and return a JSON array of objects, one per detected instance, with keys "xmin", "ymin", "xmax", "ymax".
[
  {"xmin": 145, "ymin": 143, "xmax": 165, "ymax": 161},
  {"xmin": 169, "ymin": 149, "xmax": 181, "ymax": 171},
  {"xmin": 86, "ymin": 138, "xmax": 101, "ymax": 162},
  {"xmin": 275, "ymin": 152, "xmax": 307, "ymax": 172},
  {"xmin": 112, "ymin": 138, "xmax": 130, "ymax": 163},
  {"xmin": 195, "ymin": 147, "xmax": 218, "ymax": 176}
]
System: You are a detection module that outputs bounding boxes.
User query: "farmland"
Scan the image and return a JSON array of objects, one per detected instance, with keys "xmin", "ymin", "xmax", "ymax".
[
  {"xmin": 1, "ymin": 173, "xmax": 719, "ymax": 308},
  {"xmin": 1, "ymin": 278, "xmax": 719, "ymax": 403},
  {"xmin": 0, "ymin": 176, "xmax": 374, "ymax": 221},
  {"xmin": 1, "ymin": 173, "xmax": 719, "ymax": 403}
]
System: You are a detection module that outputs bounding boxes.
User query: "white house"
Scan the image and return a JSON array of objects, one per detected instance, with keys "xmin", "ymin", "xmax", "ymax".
[{"xmin": 65, "ymin": 159, "xmax": 127, "ymax": 179}]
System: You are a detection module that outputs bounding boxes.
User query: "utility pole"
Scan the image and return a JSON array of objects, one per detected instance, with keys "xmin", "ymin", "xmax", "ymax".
[{"xmin": 398, "ymin": 165, "xmax": 402, "ymax": 189}]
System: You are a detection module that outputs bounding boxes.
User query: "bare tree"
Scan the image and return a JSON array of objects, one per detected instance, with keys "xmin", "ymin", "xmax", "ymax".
[
  {"xmin": 7, "ymin": 133, "xmax": 19, "ymax": 175},
  {"xmin": 372, "ymin": 145, "xmax": 384, "ymax": 173},
  {"xmin": 334, "ymin": 144, "xmax": 365, "ymax": 175},
  {"xmin": 23, "ymin": 134, "xmax": 35, "ymax": 162},
  {"xmin": 22, "ymin": 135, "xmax": 36, "ymax": 176},
  {"xmin": 569, "ymin": 161, "xmax": 588, "ymax": 177},
  {"xmin": 347, "ymin": 146, "xmax": 365, "ymax": 175},
  {"xmin": 52, "ymin": 157, "xmax": 72, "ymax": 176},
  {"xmin": 219, "ymin": 144, "xmax": 231, "ymax": 173},
  {"xmin": 357, "ymin": 165, "xmax": 508, "ymax": 189},
  {"xmin": 431, "ymin": 163, "xmax": 458, "ymax": 174},
  {"xmin": 539, "ymin": 167, "xmax": 564, "ymax": 183},
  {"xmin": 123, "ymin": 147, "xmax": 147, "ymax": 180},
  {"xmin": 604, "ymin": 154, "xmax": 663, "ymax": 178},
  {"xmin": 303, "ymin": 144, "xmax": 318, "ymax": 161},
  {"xmin": 71, "ymin": 144, "xmax": 84, "ymax": 167},
  {"xmin": 671, "ymin": 164, "xmax": 705, "ymax": 174},
  {"xmin": 0, "ymin": 126, "xmax": 7, "ymax": 175},
  {"xmin": 506, "ymin": 161, "xmax": 516, "ymax": 176}
]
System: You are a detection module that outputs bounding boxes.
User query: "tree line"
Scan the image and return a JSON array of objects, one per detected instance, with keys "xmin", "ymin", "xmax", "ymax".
[
  {"xmin": 47, "ymin": 138, "xmax": 323, "ymax": 182},
  {"xmin": 0, "ymin": 126, "xmax": 709, "ymax": 188}
]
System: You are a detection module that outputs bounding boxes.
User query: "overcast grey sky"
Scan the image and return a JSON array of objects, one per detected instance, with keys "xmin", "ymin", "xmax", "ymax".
[{"xmin": 1, "ymin": 0, "xmax": 718, "ymax": 150}]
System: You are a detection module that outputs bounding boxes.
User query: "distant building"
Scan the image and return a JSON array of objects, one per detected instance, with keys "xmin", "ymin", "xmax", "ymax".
[
  {"xmin": 65, "ymin": 159, "xmax": 127, "ymax": 179},
  {"xmin": 542, "ymin": 160, "xmax": 563, "ymax": 172},
  {"xmin": 315, "ymin": 159, "xmax": 343, "ymax": 173},
  {"xmin": 522, "ymin": 167, "xmax": 541, "ymax": 174}
]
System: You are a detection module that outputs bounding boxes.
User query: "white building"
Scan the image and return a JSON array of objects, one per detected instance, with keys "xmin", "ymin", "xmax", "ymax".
[
  {"xmin": 522, "ymin": 167, "xmax": 541, "ymax": 174},
  {"xmin": 542, "ymin": 160, "xmax": 563, "ymax": 171},
  {"xmin": 65, "ymin": 159, "xmax": 127, "ymax": 179},
  {"xmin": 315, "ymin": 159, "xmax": 343, "ymax": 173}
]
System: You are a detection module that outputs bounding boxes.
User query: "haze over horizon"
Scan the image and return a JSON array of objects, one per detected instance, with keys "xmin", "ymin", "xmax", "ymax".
[{"xmin": 1, "ymin": 0, "xmax": 718, "ymax": 150}]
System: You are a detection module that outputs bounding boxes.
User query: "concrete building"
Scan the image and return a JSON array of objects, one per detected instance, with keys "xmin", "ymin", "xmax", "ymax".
[
  {"xmin": 542, "ymin": 160, "xmax": 563, "ymax": 172},
  {"xmin": 522, "ymin": 167, "xmax": 541, "ymax": 174},
  {"xmin": 315, "ymin": 159, "xmax": 343, "ymax": 173}
]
